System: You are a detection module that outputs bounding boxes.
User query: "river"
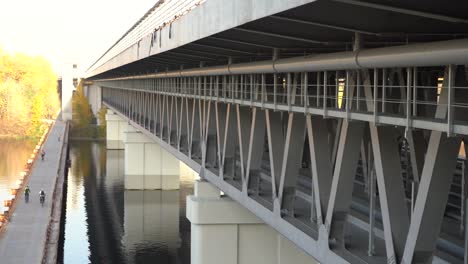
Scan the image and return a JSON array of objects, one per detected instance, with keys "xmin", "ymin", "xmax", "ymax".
[
  {"xmin": 0, "ymin": 139, "xmax": 36, "ymax": 203},
  {"xmin": 59, "ymin": 141, "xmax": 196, "ymax": 264}
]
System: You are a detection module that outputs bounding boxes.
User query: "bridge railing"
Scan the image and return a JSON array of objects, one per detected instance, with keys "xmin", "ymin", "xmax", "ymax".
[
  {"xmin": 87, "ymin": 0, "xmax": 204, "ymax": 74},
  {"xmin": 97, "ymin": 66, "xmax": 468, "ymax": 137}
]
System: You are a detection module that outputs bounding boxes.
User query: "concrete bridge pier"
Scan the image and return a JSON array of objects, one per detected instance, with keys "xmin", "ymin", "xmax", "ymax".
[
  {"xmin": 106, "ymin": 110, "xmax": 127, "ymax": 150},
  {"xmin": 187, "ymin": 180, "xmax": 317, "ymax": 264},
  {"xmin": 124, "ymin": 124, "xmax": 180, "ymax": 190}
]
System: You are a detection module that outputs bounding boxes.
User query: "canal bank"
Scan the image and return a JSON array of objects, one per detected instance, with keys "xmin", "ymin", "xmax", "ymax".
[{"xmin": 0, "ymin": 120, "xmax": 69, "ymax": 264}]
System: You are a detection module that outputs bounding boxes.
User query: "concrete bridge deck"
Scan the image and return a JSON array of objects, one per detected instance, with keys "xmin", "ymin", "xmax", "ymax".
[{"xmin": 0, "ymin": 120, "xmax": 67, "ymax": 264}]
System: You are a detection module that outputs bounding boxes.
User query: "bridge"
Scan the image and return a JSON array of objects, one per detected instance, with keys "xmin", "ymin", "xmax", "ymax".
[{"xmin": 84, "ymin": 0, "xmax": 468, "ymax": 263}]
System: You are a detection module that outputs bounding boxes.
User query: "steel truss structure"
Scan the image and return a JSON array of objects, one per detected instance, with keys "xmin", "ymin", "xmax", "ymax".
[{"xmin": 98, "ymin": 63, "xmax": 468, "ymax": 264}]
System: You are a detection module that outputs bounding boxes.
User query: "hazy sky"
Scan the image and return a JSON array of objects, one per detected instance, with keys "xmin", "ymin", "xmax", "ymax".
[{"xmin": 0, "ymin": 0, "xmax": 157, "ymax": 73}]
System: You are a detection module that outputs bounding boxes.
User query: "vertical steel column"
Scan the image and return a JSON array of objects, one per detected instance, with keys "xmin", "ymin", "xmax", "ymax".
[
  {"xmin": 335, "ymin": 71, "xmax": 339, "ymax": 108},
  {"xmin": 447, "ymin": 64, "xmax": 455, "ymax": 137},
  {"xmin": 232, "ymin": 75, "xmax": 236, "ymax": 104},
  {"xmin": 250, "ymin": 74, "xmax": 254, "ymax": 107},
  {"xmin": 411, "ymin": 181, "xmax": 415, "ymax": 216},
  {"xmin": 274, "ymin": 73, "xmax": 278, "ymax": 111},
  {"xmin": 216, "ymin": 76, "xmax": 219, "ymax": 99},
  {"xmin": 304, "ymin": 73, "xmax": 308, "ymax": 114},
  {"xmin": 287, "ymin": 73, "xmax": 292, "ymax": 112},
  {"xmin": 316, "ymin": 72, "xmax": 320, "ymax": 107},
  {"xmin": 324, "ymin": 71, "xmax": 328, "ymax": 118},
  {"xmin": 368, "ymin": 168, "xmax": 375, "ymax": 256},
  {"xmin": 406, "ymin": 67, "xmax": 412, "ymax": 130},
  {"xmin": 465, "ymin": 195, "xmax": 468, "ymax": 264},
  {"xmin": 462, "ymin": 160, "xmax": 466, "ymax": 235},
  {"xmin": 240, "ymin": 74, "xmax": 244, "ymax": 103},
  {"xmin": 382, "ymin": 69, "xmax": 386, "ymax": 113},
  {"xmin": 223, "ymin": 75, "xmax": 227, "ymax": 99},
  {"xmin": 413, "ymin": 67, "xmax": 418, "ymax": 117},
  {"xmin": 261, "ymin": 74, "xmax": 266, "ymax": 109},
  {"xmin": 357, "ymin": 71, "xmax": 361, "ymax": 111},
  {"xmin": 346, "ymin": 71, "xmax": 350, "ymax": 120},
  {"xmin": 373, "ymin": 69, "xmax": 378, "ymax": 124}
]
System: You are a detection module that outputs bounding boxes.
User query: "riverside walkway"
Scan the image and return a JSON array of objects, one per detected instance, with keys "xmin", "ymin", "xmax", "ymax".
[{"xmin": 0, "ymin": 120, "xmax": 67, "ymax": 264}]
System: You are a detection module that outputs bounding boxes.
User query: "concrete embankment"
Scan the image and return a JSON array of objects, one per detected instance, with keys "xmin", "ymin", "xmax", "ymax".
[{"xmin": 0, "ymin": 120, "xmax": 69, "ymax": 264}]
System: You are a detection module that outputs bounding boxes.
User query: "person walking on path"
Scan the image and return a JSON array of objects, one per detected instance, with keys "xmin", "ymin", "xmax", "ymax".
[
  {"xmin": 41, "ymin": 150, "xmax": 45, "ymax": 161},
  {"xmin": 39, "ymin": 189, "xmax": 46, "ymax": 206},
  {"xmin": 24, "ymin": 186, "xmax": 31, "ymax": 203}
]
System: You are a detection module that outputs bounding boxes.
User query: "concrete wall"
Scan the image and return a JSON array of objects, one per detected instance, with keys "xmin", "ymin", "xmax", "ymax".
[
  {"xmin": 187, "ymin": 180, "xmax": 319, "ymax": 264},
  {"xmin": 61, "ymin": 63, "xmax": 74, "ymax": 120},
  {"xmin": 124, "ymin": 124, "xmax": 180, "ymax": 190},
  {"xmin": 106, "ymin": 111, "xmax": 127, "ymax": 149},
  {"xmin": 86, "ymin": 83, "xmax": 102, "ymax": 121}
]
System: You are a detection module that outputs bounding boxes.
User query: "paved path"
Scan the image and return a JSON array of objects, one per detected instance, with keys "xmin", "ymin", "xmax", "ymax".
[{"xmin": 0, "ymin": 120, "xmax": 67, "ymax": 264}]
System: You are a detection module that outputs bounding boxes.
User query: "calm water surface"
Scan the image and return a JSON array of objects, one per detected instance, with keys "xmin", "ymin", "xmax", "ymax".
[
  {"xmin": 0, "ymin": 139, "xmax": 36, "ymax": 202},
  {"xmin": 60, "ymin": 141, "xmax": 196, "ymax": 264}
]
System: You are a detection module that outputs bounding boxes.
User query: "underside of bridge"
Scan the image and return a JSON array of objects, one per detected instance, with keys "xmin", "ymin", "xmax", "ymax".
[{"xmin": 86, "ymin": 0, "xmax": 468, "ymax": 263}]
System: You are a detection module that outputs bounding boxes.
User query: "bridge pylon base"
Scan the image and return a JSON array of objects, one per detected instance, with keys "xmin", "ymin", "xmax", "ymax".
[
  {"xmin": 106, "ymin": 110, "xmax": 127, "ymax": 150},
  {"xmin": 124, "ymin": 124, "xmax": 180, "ymax": 190},
  {"xmin": 187, "ymin": 180, "xmax": 317, "ymax": 264}
]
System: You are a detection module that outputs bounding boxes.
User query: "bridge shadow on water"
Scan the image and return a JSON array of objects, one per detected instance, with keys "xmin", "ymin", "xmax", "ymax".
[{"xmin": 58, "ymin": 141, "xmax": 194, "ymax": 264}]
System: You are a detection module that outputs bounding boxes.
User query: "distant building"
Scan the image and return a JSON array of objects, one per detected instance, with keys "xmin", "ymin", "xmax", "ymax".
[{"xmin": 60, "ymin": 63, "xmax": 80, "ymax": 121}]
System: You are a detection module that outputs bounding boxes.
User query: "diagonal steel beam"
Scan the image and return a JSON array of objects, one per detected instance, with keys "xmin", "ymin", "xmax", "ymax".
[
  {"xmin": 265, "ymin": 110, "xmax": 286, "ymax": 199},
  {"xmin": 270, "ymin": 15, "xmax": 377, "ymax": 35},
  {"xmin": 307, "ymin": 115, "xmax": 333, "ymax": 225},
  {"xmin": 325, "ymin": 120, "xmax": 365, "ymax": 246},
  {"xmin": 370, "ymin": 125, "xmax": 410, "ymax": 262},
  {"xmin": 401, "ymin": 66, "xmax": 462, "ymax": 263},
  {"xmin": 245, "ymin": 108, "xmax": 267, "ymax": 194},
  {"xmin": 278, "ymin": 113, "xmax": 306, "ymax": 214}
]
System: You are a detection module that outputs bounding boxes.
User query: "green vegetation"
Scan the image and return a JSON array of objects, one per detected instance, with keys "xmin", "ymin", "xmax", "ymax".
[
  {"xmin": 0, "ymin": 48, "xmax": 59, "ymax": 138},
  {"xmin": 70, "ymin": 79, "xmax": 106, "ymax": 138}
]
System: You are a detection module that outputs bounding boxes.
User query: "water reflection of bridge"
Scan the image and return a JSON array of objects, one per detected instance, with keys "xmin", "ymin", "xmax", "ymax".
[{"xmin": 76, "ymin": 142, "xmax": 187, "ymax": 264}]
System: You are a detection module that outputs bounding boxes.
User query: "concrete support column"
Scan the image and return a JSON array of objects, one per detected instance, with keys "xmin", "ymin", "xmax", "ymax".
[
  {"xmin": 124, "ymin": 125, "xmax": 180, "ymax": 190},
  {"xmin": 187, "ymin": 180, "xmax": 318, "ymax": 264},
  {"xmin": 87, "ymin": 84, "xmax": 102, "ymax": 119},
  {"xmin": 106, "ymin": 110, "xmax": 127, "ymax": 150},
  {"xmin": 61, "ymin": 63, "xmax": 74, "ymax": 121}
]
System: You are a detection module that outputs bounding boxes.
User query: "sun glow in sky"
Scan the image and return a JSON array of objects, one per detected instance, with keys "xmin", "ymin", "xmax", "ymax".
[{"xmin": 0, "ymin": 0, "xmax": 157, "ymax": 73}]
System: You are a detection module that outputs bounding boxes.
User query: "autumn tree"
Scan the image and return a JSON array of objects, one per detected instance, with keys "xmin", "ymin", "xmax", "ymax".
[
  {"xmin": 0, "ymin": 48, "xmax": 59, "ymax": 138},
  {"xmin": 72, "ymin": 80, "xmax": 93, "ymax": 128}
]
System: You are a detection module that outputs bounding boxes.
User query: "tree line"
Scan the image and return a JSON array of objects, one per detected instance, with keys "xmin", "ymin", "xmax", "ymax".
[
  {"xmin": 0, "ymin": 48, "xmax": 60, "ymax": 138},
  {"xmin": 71, "ymin": 79, "xmax": 106, "ymax": 138}
]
